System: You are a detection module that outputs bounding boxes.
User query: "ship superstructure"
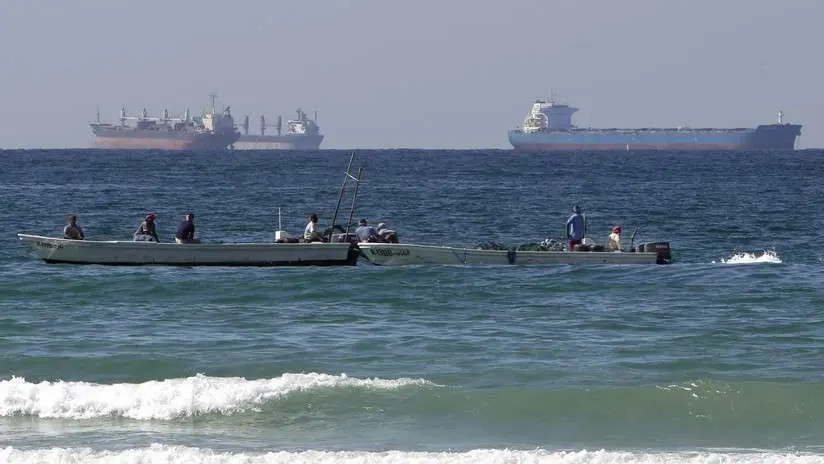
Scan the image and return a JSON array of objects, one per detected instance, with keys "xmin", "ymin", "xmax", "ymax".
[
  {"xmin": 233, "ymin": 108, "xmax": 324, "ymax": 150},
  {"xmin": 508, "ymin": 99, "xmax": 802, "ymax": 151},
  {"xmin": 90, "ymin": 95, "xmax": 240, "ymax": 150}
]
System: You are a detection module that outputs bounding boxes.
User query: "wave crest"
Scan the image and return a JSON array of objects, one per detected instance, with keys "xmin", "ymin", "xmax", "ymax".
[
  {"xmin": 1, "ymin": 444, "xmax": 823, "ymax": 464},
  {"xmin": 0, "ymin": 373, "xmax": 432, "ymax": 420}
]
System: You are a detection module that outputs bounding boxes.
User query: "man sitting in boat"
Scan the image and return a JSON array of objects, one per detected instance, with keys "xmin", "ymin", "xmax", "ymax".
[
  {"xmin": 303, "ymin": 213, "xmax": 325, "ymax": 242},
  {"xmin": 608, "ymin": 225, "xmax": 622, "ymax": 251},
  {"xmin": 133, "ymin": 213, "xmax": 160, "ymax": 242},
  {"xmin": 63, "ymin": 215, "xmax": 85, "ymax": 240},
  {"xmin": 566, "ymin": 205, "xmax": 584, "ymax": 251},
  {"xmin": 376, "ymin": 222, "xmax": 399, "ymax": 243},
  {"xmin": 355, "ymin": 219, "xmax": 380, "ymax": 242},
  {"xmin": 175, "ymin": 213, "xmax": 200, "ymax": 244}
]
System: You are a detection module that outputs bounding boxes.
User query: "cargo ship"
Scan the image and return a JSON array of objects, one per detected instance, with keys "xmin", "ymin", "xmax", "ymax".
[
  {"xmin": 90, "ymin": 96, "xmax": 240, "ymax": 150},
  {"xmin": 233, "ymin": 108, "xmax": 324, "ymax": 150},
  {"xmin": 508, "ymin": 100, "xmax": 802, "ymax": 151}
]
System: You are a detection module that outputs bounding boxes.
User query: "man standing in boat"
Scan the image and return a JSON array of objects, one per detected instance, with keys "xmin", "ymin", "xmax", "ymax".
[
  {"xmin": 566, "ymin": 205, "xmax": 585, "ymax": 251},
  {"xmin": 608, "ymin": 225, "xmax": 622, "ymax": 251},
  {"xmin": 63, "ymin": 215, "xmax": 85, "ymax": 240}
]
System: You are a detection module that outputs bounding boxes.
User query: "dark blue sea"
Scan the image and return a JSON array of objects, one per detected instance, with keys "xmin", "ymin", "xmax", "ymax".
[{"xmin": 1, "ymin": 148, "xmax": 823, "ymax": 463}]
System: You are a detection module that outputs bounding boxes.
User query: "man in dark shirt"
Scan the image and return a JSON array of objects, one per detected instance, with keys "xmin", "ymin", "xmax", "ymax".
[
  {"xmin": 63, "ymin": 215, "xmax": 85, "ymax": 240},
  {"xmin": 133, "ymin": 213, "xmax": 160, "ymax": 242},
  {"xmin": 175, "ymin": 213, "xmax": 198, "ymax": 244}
]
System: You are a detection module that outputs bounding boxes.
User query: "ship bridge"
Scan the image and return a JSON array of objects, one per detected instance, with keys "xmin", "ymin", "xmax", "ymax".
[{"xmin": 531, "ymin": 100, "xmax": 577, "ymax": 130}]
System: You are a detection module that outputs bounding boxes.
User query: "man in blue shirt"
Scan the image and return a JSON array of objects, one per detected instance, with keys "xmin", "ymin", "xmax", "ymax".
[
  {"xmin": 355, "ymin": 219, "xmax": 379, "ymax": 242},
  {"xmin": 566, "ymin": 205, "xmax": 584, "ymax": 251}
]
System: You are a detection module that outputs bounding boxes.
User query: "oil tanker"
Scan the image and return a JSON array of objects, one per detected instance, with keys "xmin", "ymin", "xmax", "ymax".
[
  {"xmin": 233, "ymin": 108, "xmax": 324, "ymax": 150},
  {"xmin": 90, "ymin": 96, "xmax": 240, "ymax": 150},
  {"xmin": 508, "ymin": 100, "xmax": 802, "ymax": 151}
]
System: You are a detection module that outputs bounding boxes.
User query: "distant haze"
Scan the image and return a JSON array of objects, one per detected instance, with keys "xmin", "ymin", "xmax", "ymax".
[{"xmin": 1, "ymin": 0, "xmax": 820, "ymax": 149}]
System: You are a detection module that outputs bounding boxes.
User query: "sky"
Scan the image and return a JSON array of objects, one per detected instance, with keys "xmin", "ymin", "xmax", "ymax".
[{"xmin": 0, "ymin": 0, "xmax": 821, "ymax": 149}]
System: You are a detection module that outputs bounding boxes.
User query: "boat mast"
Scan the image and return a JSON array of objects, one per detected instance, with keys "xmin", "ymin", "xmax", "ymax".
[{"xmin": 329, "ymin": 152, "xmax": 357, "ymax": 236}]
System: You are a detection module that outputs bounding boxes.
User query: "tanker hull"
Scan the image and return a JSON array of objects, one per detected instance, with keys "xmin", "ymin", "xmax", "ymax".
[
  {"xmin": 508, "ymin": 124, "xmax": 802, "ymax": 151},
  {"xmin": 233, "ymin": 134, "xmax": 324, "ymax": 150},
  {"xmin": 91, "ymin": 127, "xmax": 239, "ymax": 151}
]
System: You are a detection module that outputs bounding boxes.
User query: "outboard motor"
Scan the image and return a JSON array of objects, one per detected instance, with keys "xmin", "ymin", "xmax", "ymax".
[{"xmin": 637, "ymin": 242, "xmax": 672, "ymax": 264}]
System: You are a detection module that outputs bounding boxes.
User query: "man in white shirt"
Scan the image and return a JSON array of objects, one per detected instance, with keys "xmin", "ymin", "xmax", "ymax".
[
  {"xmin": 304, "ymin": 213, "xmax": 324, "ymax": 242},
  {"xmin": 608, "ymin": 225, "xmax": 622, "ymax": 251}
]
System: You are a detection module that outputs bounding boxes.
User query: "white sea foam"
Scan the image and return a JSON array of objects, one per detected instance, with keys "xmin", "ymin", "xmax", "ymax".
[
  {"xmin": 0, "ymin": 373, "xmax": 432, "ymax": 420},
  {"xmin": 716, "ymin": 250, "xmax": 782, "ymax": 264},
  {"xmin": 0, "ymin": 444, "xmax": 822, "ymax": 464}
]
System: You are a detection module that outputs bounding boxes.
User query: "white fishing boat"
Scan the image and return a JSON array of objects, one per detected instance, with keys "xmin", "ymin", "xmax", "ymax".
[
  {"xmin": 357, "ymin": 242, "xmax": 672, "ymax": 266},
  {"xmin": 17, "ymin": 234, "xmax": 358, "ymax": 266}
]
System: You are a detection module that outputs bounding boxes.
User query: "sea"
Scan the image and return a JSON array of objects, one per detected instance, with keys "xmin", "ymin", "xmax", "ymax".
[{"xmin": 1, "ymin": 148, "xmax": 823, "ymax": 463}]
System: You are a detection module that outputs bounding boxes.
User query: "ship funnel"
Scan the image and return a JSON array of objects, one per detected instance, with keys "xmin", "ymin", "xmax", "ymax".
[
  {"xmin": 242, "ymin": 115, "xmax": 249, "ymax": 135},
  {"xmin": 120, "ymin": 106, "xmax": 127, "ymax": 126},
  {"xmin": 162, "ymin": 108, "xmax": 169, "ymax": 120},
  {"xmin": 140, "ymin": 108, "xmax": 148, "ymax": 120},
  {"xmin": 184, "ymin": 108, "xmax": 191, "ymax": 122},
  {"xmin": 209, "ymin": 93, "xmax": 217, "ymax": 115},
  {"xmin": 260, "ymin": 115, "xmax": 265, "ymax": 136},
  {"xmin": 276, "ymin": 115, "xmax": 282, "ymax": 135},
  {"xmin": 778, "ymin": 111, "xmax": 784, "ymax": 124}
]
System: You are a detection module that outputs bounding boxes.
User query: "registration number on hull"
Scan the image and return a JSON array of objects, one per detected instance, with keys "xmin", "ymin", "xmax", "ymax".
[
  {"xmin": 35, "ymin": 241, "xmax": 63, "ymax": 250},
  {"xmin": 368, "ymin": 247, "xmax": 410, "ymax": 257}
]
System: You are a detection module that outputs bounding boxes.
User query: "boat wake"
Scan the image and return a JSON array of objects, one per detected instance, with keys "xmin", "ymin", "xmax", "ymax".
[
  {"xmin": 0, "ymin": 373, "xmax": 433, "ymax": 420},
  {"xmin": 715, "ymin": 250, "xmax": 782, "ymax": 264}
]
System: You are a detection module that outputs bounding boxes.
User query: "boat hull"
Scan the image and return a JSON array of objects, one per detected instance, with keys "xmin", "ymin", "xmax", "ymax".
[
  {"xmin": 91, "ymin": 127, "xmax": 240, "ymax": 151},
  {"xmin": 508, "ymin": 124, "xmax": 802, "ymax": 151},
  {"xmin": 233, "ymin": 134, "xmax": 324, "ymax": 150},
  {"xmin": 358, "ymin": 243, "xmax": 668, "ymax": 266},
  {"xmin": 18, "ymin": 234, "xmax": 357, "ymax": 266}
]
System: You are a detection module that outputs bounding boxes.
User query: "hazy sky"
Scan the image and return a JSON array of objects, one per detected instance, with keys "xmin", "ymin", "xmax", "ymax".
[{"xmin": 1, "ymin": 0, "xmax": 821, "ymax": 149}]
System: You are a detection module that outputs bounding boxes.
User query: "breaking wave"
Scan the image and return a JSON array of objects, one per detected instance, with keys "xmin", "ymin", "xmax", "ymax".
[
  {"xmin": 0, "ymin": 373, "xmax": 433, "ymax": 420},
  {"xmin": 1, "ymin": 444, "xmax": 822, "ymax": 464}
]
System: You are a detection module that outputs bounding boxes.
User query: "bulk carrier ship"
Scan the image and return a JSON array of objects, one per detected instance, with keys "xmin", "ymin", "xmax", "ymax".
[
  {"xmin": 90, "ymin": 96, "xmax": 240, "ymax": 150},
  {"xmin": 233, "ymin": 108, "xmax": 324, "ymax": 150},
  {"xmin": 508, "ymin": 100, "xmax": 802, "ymax": 151}
]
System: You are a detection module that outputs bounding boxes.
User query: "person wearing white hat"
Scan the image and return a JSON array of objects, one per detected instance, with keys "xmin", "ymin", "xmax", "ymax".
[{"xmin": 376, "ymin": 222, "xmax": 399, "ymax": 243}]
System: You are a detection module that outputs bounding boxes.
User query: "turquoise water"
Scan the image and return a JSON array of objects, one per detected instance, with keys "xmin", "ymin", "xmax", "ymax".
[{"xmin": 1, "ymin": 149, "xmax": 824, "ymax": 463}]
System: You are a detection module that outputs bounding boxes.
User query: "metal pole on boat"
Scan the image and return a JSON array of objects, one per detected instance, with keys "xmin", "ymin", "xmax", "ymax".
[
  {"xmin": 329, "ymin": 151, "xmax": 356, "ymax": 234},
  {"xmin": 345, "ymin": 167, "xmax": 363, "ymax": 236}
]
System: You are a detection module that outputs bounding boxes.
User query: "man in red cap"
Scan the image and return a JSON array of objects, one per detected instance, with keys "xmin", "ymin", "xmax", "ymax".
[
  {"xmin": 608, "ymin": 225, "xmax": 622, "ymax": 251},
  {"xmin": 133, "ymin": 213, "xmax": 160, "ymax": 242}
]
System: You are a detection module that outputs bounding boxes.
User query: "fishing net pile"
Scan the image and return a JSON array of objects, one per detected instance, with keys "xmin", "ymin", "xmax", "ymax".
[{"xmin": 475, "ymin": 238, "xmax": 566, "ymax": 252}]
